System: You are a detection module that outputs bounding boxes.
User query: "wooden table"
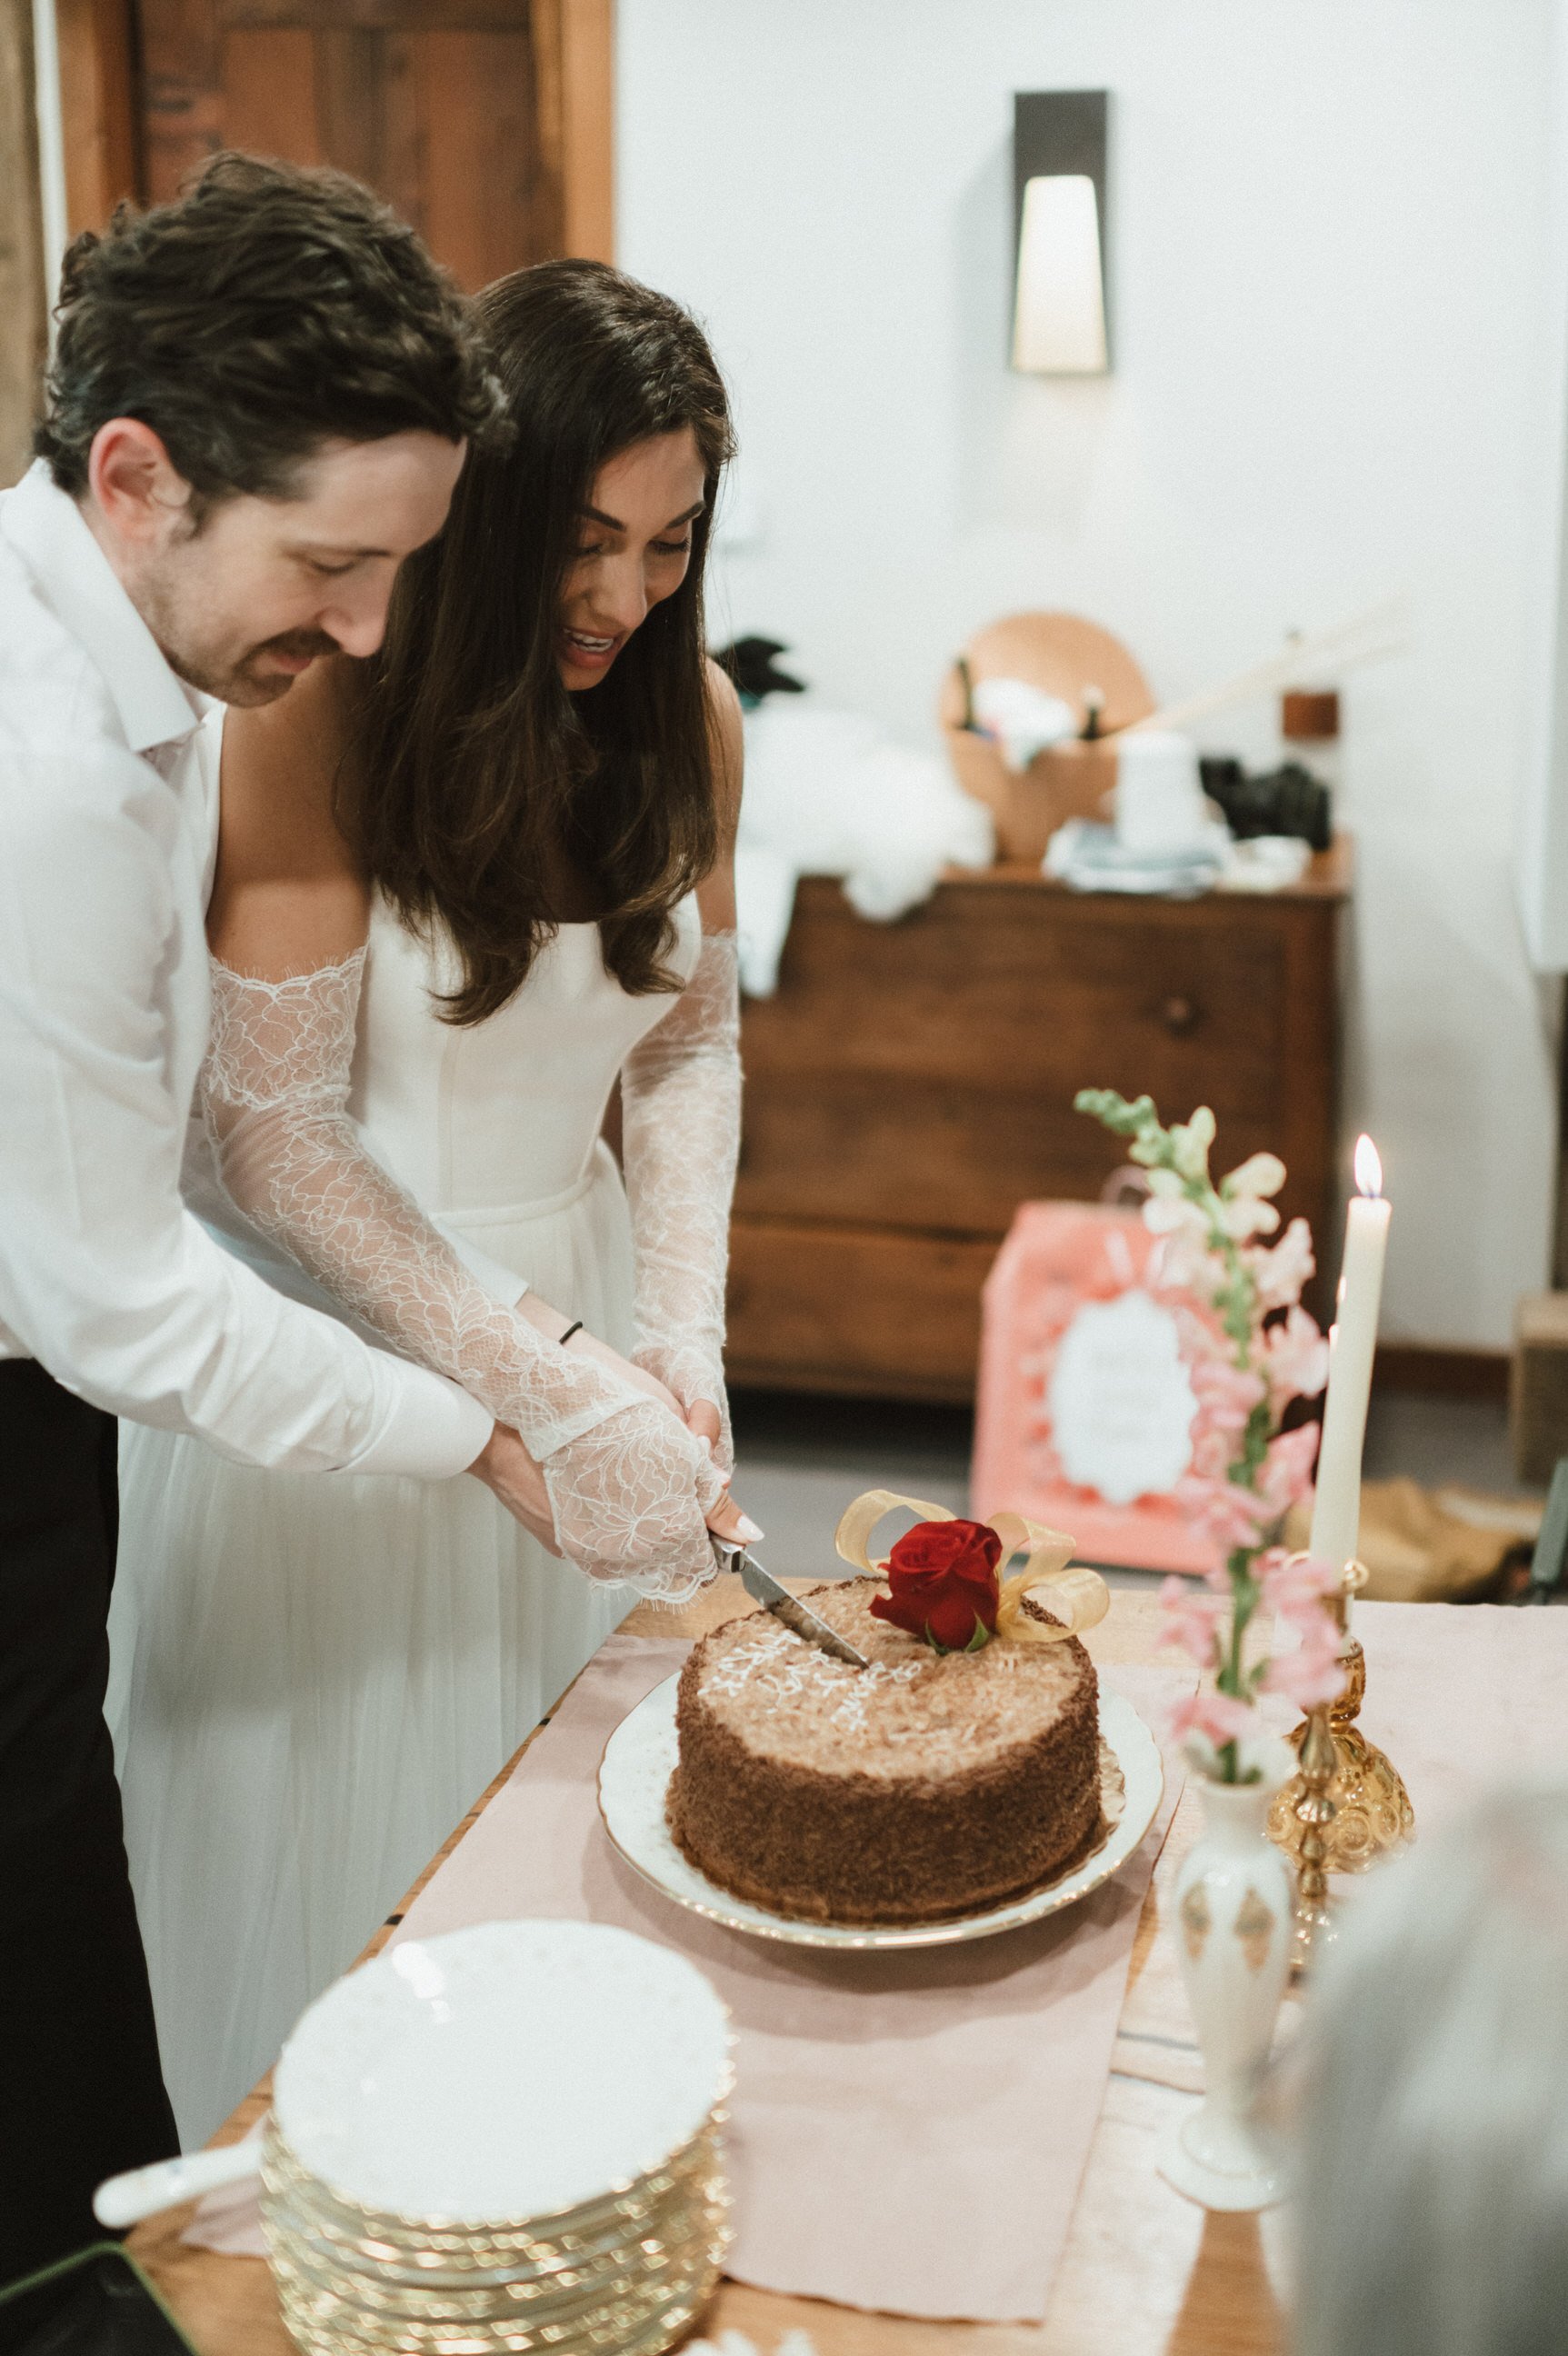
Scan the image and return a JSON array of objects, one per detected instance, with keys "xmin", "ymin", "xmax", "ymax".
[{"xmin": 130, "ymin": 1587, "xmax": 1290, "ymax": 2356}]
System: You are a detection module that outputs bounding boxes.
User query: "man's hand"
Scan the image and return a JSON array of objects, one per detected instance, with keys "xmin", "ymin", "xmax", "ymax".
[{"xmin": 467, "ymin": 1423, "xmax": 561, "ymax": 1552}]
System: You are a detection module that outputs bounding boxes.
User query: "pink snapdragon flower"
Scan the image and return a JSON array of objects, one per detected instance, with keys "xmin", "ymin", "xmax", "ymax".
[
  {"xmin": 1144, "ymin": 1191, "xmax": 1209, "ymax": 1243},
  {"xmin": 1223, "ymin": 1152, "xmax": 1286, "ymax": 1203},
  {"xmin": 1213, "ymin": 1152, "xmax": 1285, "ymax": 1243},
  {"xmin": 1169, "ymin": 1689, "xmax": 1258, "ymax": 1747},
  {"xmin": 1247, "ymin": 1216, "xmax": 1316, "ymax": 1312},
  {"xmin": 1186, "ymin": 1423, "xmax": 1239, "ymax": 1484},
  {"xmin": 1148, "ymin": 1220, "xmax": 1222, "ymax": 1297},
  {"xmin": 1174, "ymin": 1472, "xmax": 1273, "ymax": 1552},
  {"xmin": 1261, "ymin": 1612, "xmax": 1343, "ymax": 1711},
  {"xmin": 1263, "ymin": 1304, "xmax": 1330, "ymax": 1414},
  {"xmin": 1187, "ymin": 1348, "xmax": 1267, "ymax": 1433},
  {"xmin": 1259, "ymin": 1548, "xmax": 1340, "ymax": 1621},
  {"xmin": 1156, "ymin": 1574, "xmax": 1228, "ymax": 1670},
  {"xmin": 1256, "ymin": 1422, "xmax": 1321, "ymax": 1519}
]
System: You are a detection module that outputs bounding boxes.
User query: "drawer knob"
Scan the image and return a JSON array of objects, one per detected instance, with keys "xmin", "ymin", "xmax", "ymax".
[{"xmin": 1161, "ymin": 993, "xmax": 1201, "ymax": 1036}]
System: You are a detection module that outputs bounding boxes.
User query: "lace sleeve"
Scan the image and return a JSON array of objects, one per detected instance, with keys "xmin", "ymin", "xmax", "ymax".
[
  {"xmin": 201, "ymin": 953, "xmax": 724, "ymax": 1598},
  {"xmin": 618, "ymin": 930, "xmax": 742, "ymax": 1475}
]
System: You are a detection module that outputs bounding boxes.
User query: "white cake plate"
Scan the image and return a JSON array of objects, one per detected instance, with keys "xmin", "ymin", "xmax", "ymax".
[{"xmin": 597, "ymin": 1676, "xmax": 1164, "ymax": 1952}]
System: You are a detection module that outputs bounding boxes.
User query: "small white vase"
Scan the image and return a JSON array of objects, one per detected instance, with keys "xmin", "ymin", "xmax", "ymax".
[{"xmin": 1158, "ymin": 1752, "xmax": 1294, "ymax": 2211}]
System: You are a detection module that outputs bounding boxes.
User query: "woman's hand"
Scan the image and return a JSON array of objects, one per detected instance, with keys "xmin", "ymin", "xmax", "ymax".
[
  {"xmin": 684, "ymin": 1397, "xmax": 724, "ymax": 1456},
  {"xmin": 543, "ymin": 1397, "xmax": 754, "ymax": 1596},
  {"xmin": 468, "ymin": 1413, "xmax": 755, "ymax": 1558},
  {"xmin": 516, "ymin": 1293, "xmax": 682, "ymax": 1419},
  {"xmin": 571, "ymin": 1330, "xmax": 685, "ymax": 1423}
]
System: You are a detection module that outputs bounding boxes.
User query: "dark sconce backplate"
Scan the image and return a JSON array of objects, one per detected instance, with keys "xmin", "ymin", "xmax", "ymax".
[{"xmin": 1012, "ymin": 88, "xmax": 1111, "ymax": 369}]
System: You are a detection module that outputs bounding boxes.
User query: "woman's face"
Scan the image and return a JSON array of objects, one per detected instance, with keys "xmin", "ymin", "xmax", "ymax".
[{"xmin": 556, "ymin": 426, "xmax": 707, "ymax": 690}]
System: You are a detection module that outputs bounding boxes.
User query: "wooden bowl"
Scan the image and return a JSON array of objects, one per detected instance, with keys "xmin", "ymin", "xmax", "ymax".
[{"xmin": 939, "ymin": 613, "xmax": 1155, "ymax": 863}]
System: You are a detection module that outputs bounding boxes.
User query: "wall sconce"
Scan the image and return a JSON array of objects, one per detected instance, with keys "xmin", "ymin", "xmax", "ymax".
[{"xmin": 1012, "ymin": 90, "xmax": 1110, "ymax": 375}]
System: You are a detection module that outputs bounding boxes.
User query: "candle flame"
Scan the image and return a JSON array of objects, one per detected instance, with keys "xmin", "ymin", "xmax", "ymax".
[{"xmin": 1354, "ymin": 1133, "xmax": 1383, "ymax": 1199}]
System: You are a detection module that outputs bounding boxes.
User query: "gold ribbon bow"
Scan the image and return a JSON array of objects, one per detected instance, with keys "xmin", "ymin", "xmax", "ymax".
[{"xmin": 832, "ymin": 1489, "xmax": 1109, "ymax": 1645}]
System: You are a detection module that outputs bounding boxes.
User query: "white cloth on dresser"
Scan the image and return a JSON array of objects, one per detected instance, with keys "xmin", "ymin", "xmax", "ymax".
[
  {"xmin": 109, "ymin": 893, "xmax": 714, "ymax": 2144},
  {"xmin": 733, "ymin": 701, "xmax": 994, "ymax": 996}
]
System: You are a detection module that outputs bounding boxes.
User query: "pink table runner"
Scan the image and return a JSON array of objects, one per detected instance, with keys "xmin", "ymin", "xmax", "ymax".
[
  {"xmin": 175, "ymin": 1632, "xmax": 1164, "ymax": 2323},
  {"xmin": 183, "ymin": 1631, "xmax": 1189, "ymax": 2321},
  {"xmin": 371, "ymin": 1638, "xmax": 1188, "ymax": 2321}
]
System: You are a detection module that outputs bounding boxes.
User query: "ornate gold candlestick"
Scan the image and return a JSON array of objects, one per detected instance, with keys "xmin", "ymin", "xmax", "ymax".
[
  {"xmin": 1267, "ymin": 1559, "xmax": 1414, "ymax": 1873},
  {"xmin": 1290, "ymin": 1702, "xmax": 1340, "ymax": 1979}
]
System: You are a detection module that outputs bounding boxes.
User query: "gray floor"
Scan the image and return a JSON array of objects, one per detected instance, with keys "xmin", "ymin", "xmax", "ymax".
[{"xmin": 729, "ymin": 1389, "xmax": 1531, "ymax": 1591}]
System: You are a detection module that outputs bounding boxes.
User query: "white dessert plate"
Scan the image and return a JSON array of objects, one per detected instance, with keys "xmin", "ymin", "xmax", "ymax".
[
  {"xmin": 272, "ymin": 1919, "xmax": 732, "ymax": 2224},
  {"xmin": 597, "ymin": 1676, "xmax": 1164, "ymax": 1952}
]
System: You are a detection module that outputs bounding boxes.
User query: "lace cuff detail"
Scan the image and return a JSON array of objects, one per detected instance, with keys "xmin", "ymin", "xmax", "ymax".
[
  {"xmin": 620, "ymin": 931, "xmax": 741, "ymax": 1474},
  {"xmin": 199, "ymin": 953, "xmax": 721, "ymax": 1594}
]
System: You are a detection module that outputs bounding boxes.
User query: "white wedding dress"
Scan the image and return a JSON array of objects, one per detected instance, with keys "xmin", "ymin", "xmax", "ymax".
[{"xmin": 109, "ymin": 891, "xmax": 708, "ymax": 2146}]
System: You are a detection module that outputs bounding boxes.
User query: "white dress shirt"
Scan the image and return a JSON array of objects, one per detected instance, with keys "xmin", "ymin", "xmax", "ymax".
[{"xmin": 0, "ymin": 461, "xmax": 494, "ymax": 1479}]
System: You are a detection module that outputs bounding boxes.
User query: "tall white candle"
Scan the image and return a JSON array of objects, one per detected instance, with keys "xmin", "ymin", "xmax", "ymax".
[{"xmin": 1308, "ymin": 1135, "xmax": 1391, "ymax": 1570}]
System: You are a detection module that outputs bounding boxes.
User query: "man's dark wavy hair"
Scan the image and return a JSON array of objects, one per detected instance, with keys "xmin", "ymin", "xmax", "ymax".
[{"xmin": 35, "ymin": 152, "xmax": 506, "ymax": 505}]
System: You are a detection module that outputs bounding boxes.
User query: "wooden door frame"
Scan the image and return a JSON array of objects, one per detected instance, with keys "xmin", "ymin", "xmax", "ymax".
[
  {"xmin": 55, "ymin": 0, "xmax": 137, "ymax": 234},
  {"xmin": 557, "ymin": 0, "xmax": 614, "ymax": 262},
  {"xmin": 0, "ymin": 0, "xmax": 47, "ymax": 480}
]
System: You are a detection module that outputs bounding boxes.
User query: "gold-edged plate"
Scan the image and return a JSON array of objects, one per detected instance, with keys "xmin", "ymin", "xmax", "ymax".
[{"xmin": 596, "ymin": 1676, "xmax": 1164, "ymax": 1952}]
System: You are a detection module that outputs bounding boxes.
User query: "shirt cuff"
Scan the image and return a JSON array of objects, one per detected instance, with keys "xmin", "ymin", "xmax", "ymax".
[{"xmin": 341, "ymin": 1361, "xmax": 494, "ymax": 1481}]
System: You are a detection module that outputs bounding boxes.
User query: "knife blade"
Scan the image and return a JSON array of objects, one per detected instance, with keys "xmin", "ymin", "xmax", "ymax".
[{"xmin": 711, "ymin": 1539, "xmax": 871, "ymax": 1670}]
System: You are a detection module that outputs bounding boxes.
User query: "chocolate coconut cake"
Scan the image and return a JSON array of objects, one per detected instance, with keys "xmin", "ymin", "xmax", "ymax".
[{"xmin": 666, "ymin": 1576, "xmax": 1103, "ymax": 1925}]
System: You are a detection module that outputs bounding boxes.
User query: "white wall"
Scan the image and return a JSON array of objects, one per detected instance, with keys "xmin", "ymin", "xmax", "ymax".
[
  {"xmin": 619, "ymin": 0, "xmax": 1561, "ymax": 1350},
  {"xmin": 1517, "ymin": 0, "xmax": 1568, "ymax": 973}
]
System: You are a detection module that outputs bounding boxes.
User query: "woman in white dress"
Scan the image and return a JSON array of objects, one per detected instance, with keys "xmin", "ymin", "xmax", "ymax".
[{"xmin": 109, "ymin": 262, "xmax": 756, "ymax": 2144}]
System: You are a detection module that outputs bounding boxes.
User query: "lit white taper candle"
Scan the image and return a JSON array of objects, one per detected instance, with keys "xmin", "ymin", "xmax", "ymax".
[{"xmin": 1308, "ymin": 1135, "xmax": 1391, "ymax": 1571}]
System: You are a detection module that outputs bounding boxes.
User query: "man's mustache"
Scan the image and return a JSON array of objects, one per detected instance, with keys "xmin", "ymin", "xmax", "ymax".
[{"xmin": 251, "ymin": 628, "xmax": 343, "ymax": 664}]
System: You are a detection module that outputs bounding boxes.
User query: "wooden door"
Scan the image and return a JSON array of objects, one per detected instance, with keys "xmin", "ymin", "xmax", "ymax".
[{"xmin": 55, "ymin": 0, "xmax": 610, "ymax": 284}]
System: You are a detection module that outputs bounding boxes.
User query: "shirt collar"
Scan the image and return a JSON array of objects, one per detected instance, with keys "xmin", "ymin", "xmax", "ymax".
[{"xmin": 2, "ymin": 460, "xmax": 209, "ymax": 754}]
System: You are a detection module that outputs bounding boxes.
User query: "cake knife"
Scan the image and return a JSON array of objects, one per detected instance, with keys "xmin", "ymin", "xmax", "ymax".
[{"xmin": 710, "ymin": 1537, "xmax": 871, "ymax": 1670}]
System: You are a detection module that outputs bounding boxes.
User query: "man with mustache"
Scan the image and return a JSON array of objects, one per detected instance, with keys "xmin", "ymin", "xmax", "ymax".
[{"xmin": 0, "ymin": 154, "xmax": 549, "ymax": 2279}]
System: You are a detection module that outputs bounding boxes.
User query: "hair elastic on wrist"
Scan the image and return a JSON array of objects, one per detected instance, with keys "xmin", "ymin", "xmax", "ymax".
[{"xmin": 558, "ymin": 1321, "xmax": 584, "ymax": 1347}]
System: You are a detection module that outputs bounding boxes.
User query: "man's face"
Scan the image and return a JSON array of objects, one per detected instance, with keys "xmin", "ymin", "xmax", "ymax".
[{"xmin": 122, "ymin": 432, "xmax": 466, "ymax": 707}]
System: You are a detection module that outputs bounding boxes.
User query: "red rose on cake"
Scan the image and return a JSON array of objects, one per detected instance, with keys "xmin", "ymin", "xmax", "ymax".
[{"xmin": 870, "ymin": 1519, "xmax": 1003, "ymax": 1652}]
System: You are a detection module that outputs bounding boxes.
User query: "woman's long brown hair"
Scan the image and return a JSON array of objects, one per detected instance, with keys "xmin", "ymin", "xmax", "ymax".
[{"xmin": 341, "ymin": 260, "xmax": 734, "ymax": 1026}]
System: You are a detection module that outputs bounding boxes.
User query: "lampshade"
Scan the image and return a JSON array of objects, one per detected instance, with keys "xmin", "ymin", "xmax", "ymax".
[{"xmin": 1011, "ymin": 174, "xmax": 1108, "ymax": 375}]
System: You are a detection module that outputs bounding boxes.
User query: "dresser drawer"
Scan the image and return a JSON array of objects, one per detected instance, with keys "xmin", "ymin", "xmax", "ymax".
[
  {"xmin": 727, "ymin": 1219, "xmax": 995, "ymax": 1401},
  {"xmin": 740, "ymin": 877, "xmax": 1286, "ymax": 1093},
  {"xmin": 736, "ymin": 876, "xmax": 1335, "ymax": 1238}
]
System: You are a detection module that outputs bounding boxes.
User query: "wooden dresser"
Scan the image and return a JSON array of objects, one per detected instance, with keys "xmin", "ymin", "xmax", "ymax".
[{"xmin": 726, "ymin": 842, "xmax": 1349, "ymax": 1402}]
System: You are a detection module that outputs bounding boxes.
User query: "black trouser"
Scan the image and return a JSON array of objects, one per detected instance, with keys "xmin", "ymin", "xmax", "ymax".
[{"xmin": 0, "ymin": 1360, "xmax": 176, "ymax": 2284}]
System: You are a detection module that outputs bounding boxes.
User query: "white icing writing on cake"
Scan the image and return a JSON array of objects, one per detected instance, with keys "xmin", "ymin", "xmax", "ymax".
[
  {"xmin": 703, "ymin": 1616, "xmax": 1013, "ymax": 1752},
  {"xmin": 703, "ymin": 1621, "xmax": 921, "ymax": 1723}
]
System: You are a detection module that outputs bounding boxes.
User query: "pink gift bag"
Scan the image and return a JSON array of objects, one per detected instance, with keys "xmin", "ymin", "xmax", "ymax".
[{"xmin": 972, "ymin": 1202, "xmax": 1219, "ymax": 1576}]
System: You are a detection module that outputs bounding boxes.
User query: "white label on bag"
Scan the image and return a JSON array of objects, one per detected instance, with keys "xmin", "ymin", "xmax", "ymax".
[{"xmin": 1046, "ymin": 1289, "xmax": 1197, "ymax": 1505}]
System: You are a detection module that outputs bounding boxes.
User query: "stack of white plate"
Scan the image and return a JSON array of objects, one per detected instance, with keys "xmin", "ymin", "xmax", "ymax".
[{"xmin": 258, "ymin": 1920, "xmax": 733, "ymax": 2356}]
